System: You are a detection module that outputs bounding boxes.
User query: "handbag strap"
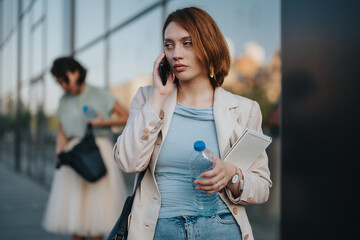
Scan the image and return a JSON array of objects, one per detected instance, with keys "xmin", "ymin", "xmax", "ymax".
[
  {"xmin": 115, "ymin": 169, "xmax": 146, "ymax": 237},
  {"xmin": 86, "ymin": 123, "xmax": 93, "ymax": 135},
  {"xmin": 131, "ymin": 169, "xmax": 146, "ymax": 196}
]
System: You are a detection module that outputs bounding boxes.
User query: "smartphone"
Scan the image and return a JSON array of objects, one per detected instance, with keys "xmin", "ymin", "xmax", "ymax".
[{"xmin": 158, "ymin": 57, "xmax": 171, "ymax": 86}]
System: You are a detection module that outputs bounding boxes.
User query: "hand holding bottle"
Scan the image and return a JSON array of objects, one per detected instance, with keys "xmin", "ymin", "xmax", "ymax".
[
  {"xmin": 195, "ymin": 154, "xmax": 243, "ymax": 197},
  {"xmin": 189, "ymin": 140, "xmax": 218, "ymax": 216},
  {"xmin": 194, "ymin": 154, "xmax": 231, "ymax": 193},
  {"xmin": 83, "ymin": 105, "xmax": 105, "ymax": 127}
]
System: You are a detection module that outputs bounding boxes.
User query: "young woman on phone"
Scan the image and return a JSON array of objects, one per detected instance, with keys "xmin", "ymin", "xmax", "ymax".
[{"xmin": 113, "ymin": 7, "xmax": 272, "ymax": 240}]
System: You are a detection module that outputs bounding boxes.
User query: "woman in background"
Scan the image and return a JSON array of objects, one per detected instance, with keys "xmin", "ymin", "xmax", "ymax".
[
  {"xmin": 113, "ymin": 7, "xmax": 272, "ymax": 240},
  {"xmin": 43, "ymin": 57, "xmax": 129, "ymax": 240}
]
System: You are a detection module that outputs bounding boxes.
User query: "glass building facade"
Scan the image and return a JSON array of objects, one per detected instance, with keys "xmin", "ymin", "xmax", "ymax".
[{"xmin": 0, "ymin": 0, "xmax": 280, "ymax": 239}]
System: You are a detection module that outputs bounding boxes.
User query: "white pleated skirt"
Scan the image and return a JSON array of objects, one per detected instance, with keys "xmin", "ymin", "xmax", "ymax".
[{"xmin": 42, "ymin": 137, "xmax": 128, "ymax": 237}]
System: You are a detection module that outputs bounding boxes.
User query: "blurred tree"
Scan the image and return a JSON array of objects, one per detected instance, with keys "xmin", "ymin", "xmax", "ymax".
[{"xmin": 223, "ymin": 50, "xmax": 281, "ymax": 129}]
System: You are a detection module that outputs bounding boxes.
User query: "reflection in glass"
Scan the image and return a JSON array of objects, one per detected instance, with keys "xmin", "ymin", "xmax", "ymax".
[
  {"xmin": 109, "ymin": 0, "xmax": 158, "ymax": 29},
  {"xmin": 21, "ymin": 13, "xmax": 30, "ymax": 84},
  {"xmin": 75, "ymin": 0, "xmax": 105, "ymax": 49},
  {"xmin": 2, "ymin": 32, "xmax": 17, "ymax": 94},
  {"xmin": 44, "ymin": 73, "xmax": 63, "ymax": 117},
  {"xmin": 33, "ymin": 0, "xmax": 43, "ymax": 23},
  {"xmin": 76, "ymin": 41, "xmax": 105, "ymax": 88},
  {"xmin": 2, "ymin": 0, "xmax": 18, "ymax": 36},
  {"xmin": 110, "ymin": 7, "xmax": 162, "ymax": 85},
  {"xmin": 21, "ymin": 0, "xmax": 33, "ymax": 13},
  {"xmin": 32, "ymin": 26, "xmax": 43, "ymax": 77},
  {"xmin": 47, "ymin": 0, "xmax": 64, "ymax": 64},
  {"xmin": 27, "ymin": 81, "xmax": 47, "ymax": 181},
  {"xmin": 109, "ymin": 7, "xmax": 162, "ymax": 108}
]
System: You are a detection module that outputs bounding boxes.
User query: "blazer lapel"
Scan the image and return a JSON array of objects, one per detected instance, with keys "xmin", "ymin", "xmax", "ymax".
[
  {"xmin": 213, "ymin": 88, "xmax": 240, "ymax": 158},
  {"xmin": 150, "ymin": 87, "xmax": 177, "ymax": 175}
]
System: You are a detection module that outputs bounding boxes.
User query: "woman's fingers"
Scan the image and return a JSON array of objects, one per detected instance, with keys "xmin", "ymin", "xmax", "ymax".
[
  {"xmin": 194, "ymin": 155, "xmax": 228, "ymax": 193},
  {"xmin": 153, "ymin": 51, "xmax": 174, "ymax": 87},
  {"xmin": 196, "ymin": 180, "xmax": 224, "ymax": 190},
  {"xmin": 195, "ymin": 176, "xmax": 223, "ymax": 188},
  {"xmin": 195, "ymin": 172, "xmax": 226, "ymax": 193}
]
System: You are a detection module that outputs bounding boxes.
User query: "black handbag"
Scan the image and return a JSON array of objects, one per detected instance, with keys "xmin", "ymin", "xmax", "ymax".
[
  {"xmin": 57, "ymin": 123, "xmax": 107, "ymax": 182},
  {"xmin": 106, "ymin": 169, "xmax": 146, "ymax": 240}
]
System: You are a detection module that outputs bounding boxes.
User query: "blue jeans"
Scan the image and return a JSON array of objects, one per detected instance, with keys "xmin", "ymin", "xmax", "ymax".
[{"xmin": 153, "ymin": 213, "xmax": 242, "ymax": 240}]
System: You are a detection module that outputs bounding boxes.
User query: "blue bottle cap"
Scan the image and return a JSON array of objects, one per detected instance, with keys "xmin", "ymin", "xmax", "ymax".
[
  {"xmin": 194, "ymin": 140, "xmax": 206, "ymax": 151},
  {"xmin": 83, "ymin": 105, "xmax": 88, "ymax": 112}
]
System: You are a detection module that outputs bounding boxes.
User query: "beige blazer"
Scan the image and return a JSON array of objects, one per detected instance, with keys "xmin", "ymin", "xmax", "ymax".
[{"xmin": 113, "ymin": 86, "xmax": 272, "ymax": 240}]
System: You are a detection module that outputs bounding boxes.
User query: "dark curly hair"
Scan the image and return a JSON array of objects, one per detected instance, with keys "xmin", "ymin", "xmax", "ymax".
[{"xmin": 50, "ymin": 57, "xmax": 87, "ymax": 86}]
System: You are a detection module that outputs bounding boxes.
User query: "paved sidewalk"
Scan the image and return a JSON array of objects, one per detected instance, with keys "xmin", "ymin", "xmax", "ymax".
[{"xmin": 0, "ymin": 163, "xmax": 68, "ymax": 240}]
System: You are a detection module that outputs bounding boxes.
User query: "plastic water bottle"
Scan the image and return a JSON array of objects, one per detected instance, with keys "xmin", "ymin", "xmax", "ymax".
[
  {"xmin": 83, "ymin": 105, "xmax": 98, "ymax": 120},
  {"xmin": 189, "ymin": 140, "xmax": 218, "ymax": 216}
]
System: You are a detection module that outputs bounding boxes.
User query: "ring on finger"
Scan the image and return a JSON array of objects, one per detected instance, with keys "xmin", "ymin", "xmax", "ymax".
[{"xmin": 217, "ymin": 182, "xmax": 221, "ymax": 189}]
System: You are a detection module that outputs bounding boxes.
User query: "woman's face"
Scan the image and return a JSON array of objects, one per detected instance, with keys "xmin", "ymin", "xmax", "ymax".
[
  {"xmin": 57, "ymin": 70, "xmax": 81, "ymax": 95},
  {"xmin": 163, "ymin": 22, "xmax": 208, "ymax": 83}
]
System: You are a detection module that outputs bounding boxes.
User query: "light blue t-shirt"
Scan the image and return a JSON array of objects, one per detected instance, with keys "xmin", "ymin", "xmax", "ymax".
[
  {"xmin": 155, "ymin": 103, "xmax": 230, "ymax": 218},
  {"xmin": 56, "ymin": 84, "xmax": 116, "ymax": 139}
]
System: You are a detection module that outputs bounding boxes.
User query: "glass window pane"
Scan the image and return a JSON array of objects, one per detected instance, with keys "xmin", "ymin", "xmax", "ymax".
[
  {"xmin": 109, "ymin": 7, "xmax": 162, "ymax": 85},
  {"xmin": 47, "ymin": 0, "xmax": 64, "ymax": 64},
  {"xmin": 75, "ymin": 41, "xmax": 105, "ymax": 88},
  {"xmin": 108, "ymin": 7, "xmax": 162, "ymax": 108},
  {"xmin": 2, "ymin": 45, "xmax": 10, "ymax": 98},
  {"xmin": 3, "ymin": 0, "xmax": 18, "ymax": 37},
  {"xmin": 32, "ymin": 25, "xmax": 43, "ymax": 77},
  {"xmin": 28, "ymin": 81, "xmax": 44, "ymax": 116},
  {"xmin": 0, "ymin": 3, "xmax": 3, "ymax": 43},
  {"xmin": 75, "ymin": 0, "xmax": 105, "ymax": 49},
  {"xmin": 44, "ymin": 72, "xmax": 63, "ymax": 116},
  {"xmin": 33, "ymin": 0, "xmax": 43, "ymax": 23},
  {"xmin": 2, "ymin": 41, "xmax": 9, "ymax": 93},
  {"xmin": 2, "ymin": 32, "xmax": 17, "ymax": 94},
  {"xmin": 27, "ymin": 80, "xmax": 46, "ymax": 176},
  {"xmin": 12, "ymin": 31, "xmax": 18, "ymax": 93},
  {"xmin": 109, "ymin": 0, "xmax": 158, "ymax": 29},
  {"xmin": 21, "ymin": 13, "xmax": 30, "ymax": 84},
  {"xmin": 21, "ymin": 83, "xmax": 30, "ymax": 112},
  {"xmin": 22, "ymin": 0, "xmax": 32, "ymax": 13}
]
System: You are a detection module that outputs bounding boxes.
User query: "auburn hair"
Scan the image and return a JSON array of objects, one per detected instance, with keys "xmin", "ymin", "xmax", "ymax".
[{"xmin": 162, "ymin": 7, "xmax": 230, "ymax": 88}]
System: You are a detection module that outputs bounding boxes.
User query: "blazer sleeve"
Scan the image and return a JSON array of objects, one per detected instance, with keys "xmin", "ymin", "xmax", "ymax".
[
  {"xmin": 113, "ymin": 87, "xmax": 164, "ymax": 173},
  {"xmin": 225, "ymin": 101, "xmax": 273, "ymax": 205}
]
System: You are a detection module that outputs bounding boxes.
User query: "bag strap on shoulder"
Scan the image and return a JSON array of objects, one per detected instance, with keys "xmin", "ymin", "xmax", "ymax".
[
  {"xmin": 134, "ymin": 170, "xmax": 146, "ymax": 191},
  {"xmin": 113, "ymin": 169, "xmax": 146, "ymax": 239}
]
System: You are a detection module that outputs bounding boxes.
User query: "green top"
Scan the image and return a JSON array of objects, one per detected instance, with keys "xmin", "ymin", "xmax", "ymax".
[{"xmin": 56, "ymin": 84, "xmax": 116, "ymax": 139}]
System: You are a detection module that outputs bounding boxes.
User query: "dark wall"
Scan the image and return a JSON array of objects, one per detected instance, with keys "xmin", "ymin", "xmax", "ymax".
[{"xmin": 281, "ymin": 0, "xmax": 360, "ymax": 239}]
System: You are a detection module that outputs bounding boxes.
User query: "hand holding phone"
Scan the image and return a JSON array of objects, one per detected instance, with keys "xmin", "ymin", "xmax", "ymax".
[{"xmin": 158, "ymin": 57, "xmax": 171, "ymax": 86}]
